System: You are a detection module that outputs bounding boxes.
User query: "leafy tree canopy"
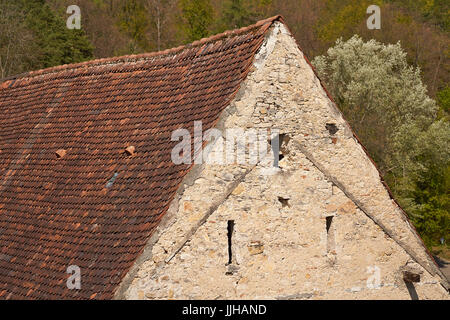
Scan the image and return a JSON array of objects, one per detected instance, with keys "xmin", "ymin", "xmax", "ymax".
[
  {"xmin": 0, "ymin": 0, "xmax": 93, "ymax": 77},
  {"xmin": 179, "ymin": 0, "xmax": 214, "ymax": 42}
]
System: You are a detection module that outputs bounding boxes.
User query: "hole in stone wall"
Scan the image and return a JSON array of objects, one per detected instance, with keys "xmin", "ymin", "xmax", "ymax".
[
  {"xmin": 325, "ymin": 123, "xmax": 339, "ymax": 135},
  {"xmin": 270, "ymin": 134, "xmax": 280, "ymax": 168},
  {"xmin": 279, "ymin": 133, "xmax": 290, "ymax": 162},
  {"xmin": 227, "ymin": 220, "xmax": 235, "ymax": 265},
  {"xmin": 326, "ymin": 216, "xmax": 335, "ymax": 254},
  {"xmin": 270, "ymin": 133, "xmax": 290, "ymax": 167},
  {"xmin": 326, "ymin": 216, "xmax": 333, "ymax": 233},
  {"xmin": 279, "ymin": 134, "xmax": 290, "ymax": 155},
  {"xmin": 278, "ymin": 196, "xmax": 290, "ymax": 208}
]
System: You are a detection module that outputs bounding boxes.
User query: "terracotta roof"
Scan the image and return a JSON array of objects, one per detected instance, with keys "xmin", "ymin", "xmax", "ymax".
[{"xmin": 0, "ymin": 15, "xmax": 282, "ymax": 299}]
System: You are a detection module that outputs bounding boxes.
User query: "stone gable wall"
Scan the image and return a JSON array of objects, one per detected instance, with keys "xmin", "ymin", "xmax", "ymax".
[{"xmin": 118, "ymin": 22, "xmax": 449, "ymax": 300}]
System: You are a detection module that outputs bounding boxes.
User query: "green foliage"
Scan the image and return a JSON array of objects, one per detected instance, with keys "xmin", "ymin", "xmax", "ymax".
[
  {"xmin": 22, "ymin": 0, "xmax": 93, "ymax": 68},
  {"xmin": 437, "ymin": 86, "xmax": 450, "ymax": 113},
  {"xmin": 0, "ymin": 0, "xmax": 36, "ymax": 78},
  {"xmin": 317, "ymin": 0, "xmax": 383, "ymax": 43},
  {"xmin": 221, "ymin": 0, "xmax": 253, "ymax": 30},
  {"xmin": 179, "ymin": 0, "xmax": 214, "ymax": 42},
  {"xmin": 413, "ymin": 164, "xmax": 449, "ymax": 247},
  {"xmin": 0, "ymin": 0, "xmax": 93, "ymax": 77},
  {"xmin": 117, "ymin": 0, "xmax": 149, "ymax": 53},
  {"xmin": 313, "ymin": 36, "xmax": 449, "ymax": 247},
  {"xmin": 218, "ymin": 0, "xmax": 271, "ymax": 31},
  {"xmin": 387, "ymin": 0, "xmax": 450, "ymax": 31},
  {"xmin": 313, "ymin": 35, "xmax": 437, "ymax": 164}
]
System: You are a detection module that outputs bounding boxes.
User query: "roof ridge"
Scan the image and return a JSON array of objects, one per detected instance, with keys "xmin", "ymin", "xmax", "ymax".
[{"xmin": 0, "ymin": 15, "xmax": 283, "ymax": 85}]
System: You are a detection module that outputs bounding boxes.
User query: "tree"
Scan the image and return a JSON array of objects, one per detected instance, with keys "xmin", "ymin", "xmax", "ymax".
[
  {"xmin": 216, "ymin": 0, "xmax": 272, "ymax": 32},
  {"xmin": 24, "ymin": 0, "xmax": 93, "ymax": 68},
  {"xmin": 178, "ymin": 0, "xmax": 213, "ymax": 42},
  {"xmin": 47, "ymin": 0, "xmax": 132, "ymax": 58},
  {"xmin": 0, "ymin": 0, "xmax": 36, "ymax": 78},
  {"xmin": 437, "ymin": 86, "xmax": 450, "ymax": 114},
  {"xmin": 312, "ymin": 35, "xmax": 449, "ymax": 247},
  {"xmin": 317, "ymin": 0, "xmax": 381, "ymax": 45},
  {"xmin": 395, "ymin": 120, "xmax": 450, "ymax": 246},
  {"xmin": 221, "ymin": 0, "xmax": 254, "ymax": 30},
  {"xmin": 145, "ymin": 0, "xmax": 178, "ymax": 51},
  {"xmin": 117, "ymin": 0, "xmax": 150, "ymax": 53},
  {"xmin": 0, "ymin": 0, "xmax": 93, "ymax": 78},
  {"xmin": 313, "ymin": 36, "xmax": 437, "ymax": 166},
  {"xmin": 386, "ymin": 0, "xmax": 450, "ymax": 32}
]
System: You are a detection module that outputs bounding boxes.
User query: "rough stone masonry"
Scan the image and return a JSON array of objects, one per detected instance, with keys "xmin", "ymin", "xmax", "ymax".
[{"xmin": 116, "ymin": 22, "xmax": 449, "ymax": 300}]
